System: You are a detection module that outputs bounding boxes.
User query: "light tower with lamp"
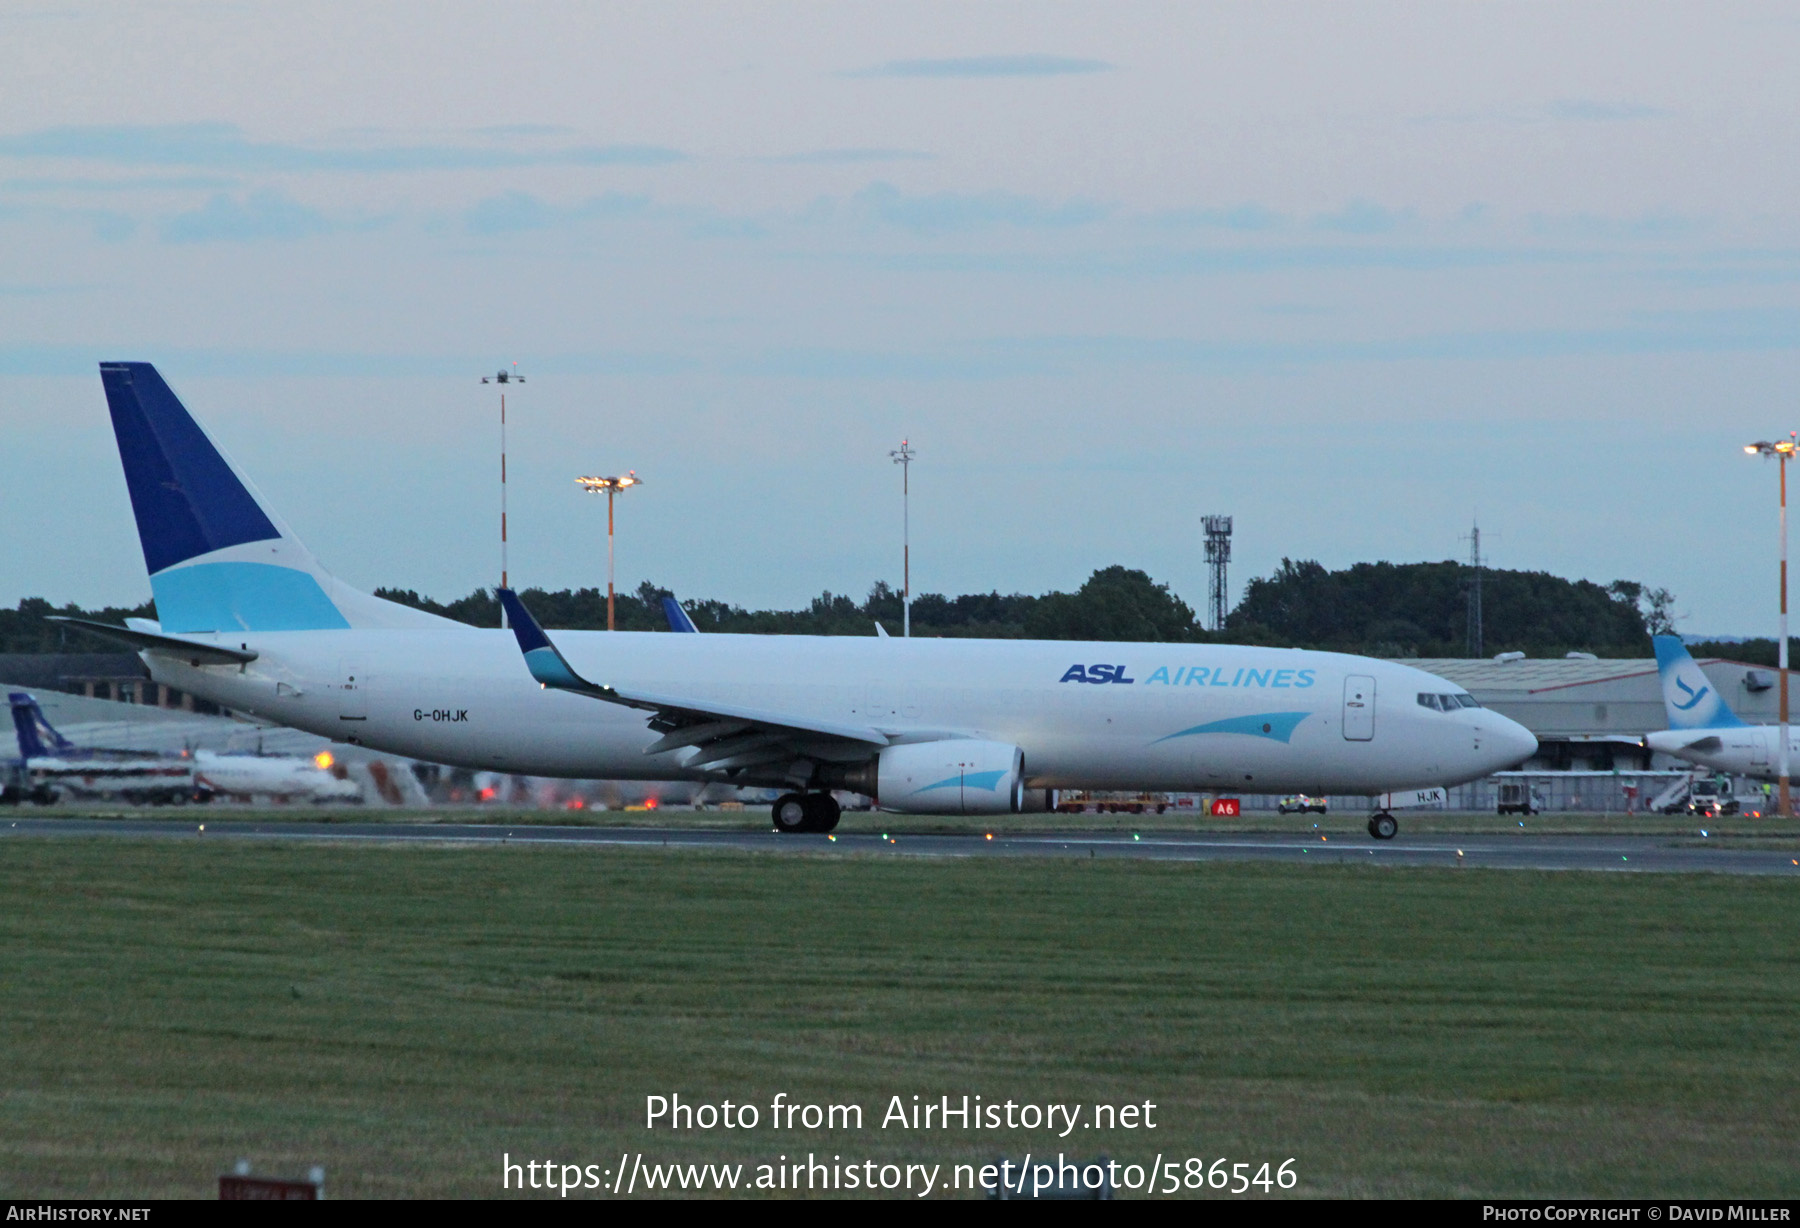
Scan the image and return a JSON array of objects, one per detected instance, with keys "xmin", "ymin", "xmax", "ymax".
[
  {"xmin": 480, "ymin": 364, "xmax": 523, "ymax": 627},
  {"xmin": 576, "ymin": 471, "xmax": 642, "ymax": 631},
  {"xmin": 1745, "ymin": 433, "xmax": 1797, "ymax": 817},
  {"xmin": 889, "ymin": 439, "xmax": 915, "ymax": 637}
]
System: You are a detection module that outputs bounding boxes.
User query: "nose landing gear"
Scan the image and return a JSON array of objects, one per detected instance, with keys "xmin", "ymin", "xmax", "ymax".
[
  {"xmin": 1367, "ymin": 812, "xmax": 1398, "ymax": 840},
  {"xmin": 772, "ymin": 792, "xmax": 842, "ymax": 833}
]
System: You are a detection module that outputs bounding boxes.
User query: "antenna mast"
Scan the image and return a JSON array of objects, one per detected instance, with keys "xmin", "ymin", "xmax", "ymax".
[
  {"xmin": 1202, "ymin": 515, "xmax": 1233, "ymax": 632},
  {"xmin": 1465, "ymin": 519, "xmax": 1484, "ymax": 657}
]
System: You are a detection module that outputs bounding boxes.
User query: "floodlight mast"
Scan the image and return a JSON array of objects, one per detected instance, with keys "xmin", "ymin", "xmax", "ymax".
[
  {"xmin": 890, "ymin": 440, "xmax": 915, "ymax": 637},
  {"xmin": 576, "ymin": 471, "xmax": 642, "ymax": 631},
  {"xmin": 480, "ymin": 364, "xmax": 524, "ymax": 627},
  {"xmin": 1746, "ymin": 434, "xmax": 1797, "ymax": 818}
]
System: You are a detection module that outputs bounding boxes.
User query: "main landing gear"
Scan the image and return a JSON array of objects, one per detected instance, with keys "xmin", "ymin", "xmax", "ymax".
[
  {"xmin": 772, "ymin": 792, "xmax": 841, "ymax": 834},
  {"xmin": 1367, "ymin": 812, "xmax": 1398, "ymax": 841}
]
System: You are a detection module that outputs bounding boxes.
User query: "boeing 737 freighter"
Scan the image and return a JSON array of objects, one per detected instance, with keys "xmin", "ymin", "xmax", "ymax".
[
  {"xmin": 1645, "ymin": 635, "xmax": 1797, "ymax": 777},
  {"xmin": 73, "ymin": 362, "xmax": 1535, "ymax": 838}
]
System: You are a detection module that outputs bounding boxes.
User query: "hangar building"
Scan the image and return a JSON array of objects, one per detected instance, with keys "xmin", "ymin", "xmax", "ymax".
[{"xmin": 1396, "ymin": 653, "xmax": 1782, "ymax": 811}]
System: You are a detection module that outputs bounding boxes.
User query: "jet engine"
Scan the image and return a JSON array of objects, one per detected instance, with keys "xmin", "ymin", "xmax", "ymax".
[{"xmin": 832, "ymin": 739, "xmax": 1026, "ymax": 814}]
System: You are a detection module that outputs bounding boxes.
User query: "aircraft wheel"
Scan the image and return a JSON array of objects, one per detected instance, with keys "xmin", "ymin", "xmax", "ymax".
[
  {"xmin": 804, "ymin": 793, "xmax": 841, "ymax": 833},
  {"xmin": 772, "ymin": 793, "xmax": 810, "ymax": 833},
  {"xmin": 1371, "ymin": 812, "xmax": 1398, "ymax": 840}
]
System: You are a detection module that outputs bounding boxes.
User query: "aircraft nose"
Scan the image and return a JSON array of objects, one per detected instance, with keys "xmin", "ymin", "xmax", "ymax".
[{"xmin": 1483, "ymin": 713, "xmax": 1537, "ymax": 770}]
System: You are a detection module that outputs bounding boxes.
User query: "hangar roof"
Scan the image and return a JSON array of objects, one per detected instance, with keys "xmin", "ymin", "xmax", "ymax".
[
  {"xmin": 1392, "ymin": 655, "xmax": 1781, "ymax": 739},
  {"xmin": 1405, "ymin": 657, "xmax": 1661, "ymax": 692}
]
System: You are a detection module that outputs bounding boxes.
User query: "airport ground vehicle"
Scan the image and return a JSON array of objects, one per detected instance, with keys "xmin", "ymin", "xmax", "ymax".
[
  {"xmin": 1056, "ymin": 791, "xmax": 1169, "ymax": 814},
  {"xmin": 1684, "ymin": 778, "xmax": 1740, "ymax": 818},
  {"xmin": 76, "ymin": 362, "xmax": 1538, "ymax": 840},
  {"xmin": 1497, "ymin": 781, "xmax": 1544, "ymax": 815},
  {"xmin": 1277, "ymin": 794, "xmax": 1327, "ymax": 814}
]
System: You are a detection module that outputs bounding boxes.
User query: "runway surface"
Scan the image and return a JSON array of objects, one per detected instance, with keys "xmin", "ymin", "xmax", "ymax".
[{"xmin": 5, "ymin": 816, "xmax": 1799, "ymax": 875}]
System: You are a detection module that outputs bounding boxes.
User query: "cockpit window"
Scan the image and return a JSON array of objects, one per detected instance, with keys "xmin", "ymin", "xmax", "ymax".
[{"xmin": 1419, "ymin": 692, "xmax": 1482, "ymax": 711}]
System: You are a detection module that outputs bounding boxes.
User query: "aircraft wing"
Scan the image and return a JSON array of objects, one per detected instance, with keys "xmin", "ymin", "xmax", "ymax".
[
  {"xmin": 47, "ymin": 617, "xmax": 258, "ymax": 665},
  {"xmin": 497, "ymin": 589, "xmax": 888, "ymax": 776}
]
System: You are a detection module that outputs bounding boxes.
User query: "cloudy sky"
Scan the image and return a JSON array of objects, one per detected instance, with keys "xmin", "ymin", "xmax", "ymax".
[{"xmin": 1, "ymin": 1, "xmax": 1796, "ymax": 635}]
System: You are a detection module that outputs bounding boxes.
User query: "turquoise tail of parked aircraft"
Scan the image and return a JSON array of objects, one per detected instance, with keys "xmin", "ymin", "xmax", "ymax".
[
  {"xmin": 1651, "ymin": 635, "xmax": 1747, "ymax": 731},
  {"xmin": 1644, "ymin": 635, "xmax": 1800, "ymax": 782},
  {"xmin": 83, "ymin": 362, "xmax": 1536, "ymax": 838}
]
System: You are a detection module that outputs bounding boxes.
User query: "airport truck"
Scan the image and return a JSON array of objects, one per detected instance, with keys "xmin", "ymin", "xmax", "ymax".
[{"xmin": 1497, "ymin": 781, "xmax": 1544, "ymax": 815}]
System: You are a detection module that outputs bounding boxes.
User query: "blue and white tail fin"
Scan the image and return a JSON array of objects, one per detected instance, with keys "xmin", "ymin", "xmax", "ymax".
[
  {"xmin": 99, "ymin": 362, "xmax": 458, "ymax": 634},
  {"xmin": 10, "ymin": 692, "xmax": 74, "ymax": 761},
  {"xmin": 661, "ymin": 596, "xmax": 699, "ymax": 633},
  {"xmin": 1652, "ymin": 635, "xmax": 1747, "ymax": 730}
]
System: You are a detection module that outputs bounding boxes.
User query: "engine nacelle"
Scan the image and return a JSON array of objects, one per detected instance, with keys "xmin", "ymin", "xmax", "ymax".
[{"xmin": 866, "ymin": 739, "xmax": 1026, "ymax": 814}]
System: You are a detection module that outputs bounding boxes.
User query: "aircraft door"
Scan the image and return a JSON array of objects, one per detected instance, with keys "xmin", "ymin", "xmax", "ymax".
[
  {"xmin": 338, "ymin": 660, "xmax": 368, "ymax": 721},
  {"xmin": 1342, "ymin": 675, "xmax": 1375, "ymax": 741},
  {"xmin": 1752, "ymin": 732, "xmax": 1769, "ymax": 768}
]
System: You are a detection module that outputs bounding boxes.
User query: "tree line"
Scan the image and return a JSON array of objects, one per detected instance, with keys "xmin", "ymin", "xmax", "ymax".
[
  {"xmin": 371, "ymin": 565, "xmax": 1201, "ymax": 642},
  {"xmin": 0, "ymin": 559, "xmax": 1702, "ymax": 658}
]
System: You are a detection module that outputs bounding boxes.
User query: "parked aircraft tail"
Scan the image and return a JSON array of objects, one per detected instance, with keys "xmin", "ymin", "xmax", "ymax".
[
  {"xmin": 9, "ymin": 692, "xmax": 75, "ymax": 761},
  {"xmin": 1651, "ymin": 635, "xmax": 1747, "ymax": 730},
  {"xmin": 98, "ymin": 362, "xmax": 457, "ymax": 635}
]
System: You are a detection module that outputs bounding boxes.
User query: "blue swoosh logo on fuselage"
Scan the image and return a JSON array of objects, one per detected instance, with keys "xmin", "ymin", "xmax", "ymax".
[{"xmin": 1153, "ymin": 711, "xmax": 1311, "ymax": 744}]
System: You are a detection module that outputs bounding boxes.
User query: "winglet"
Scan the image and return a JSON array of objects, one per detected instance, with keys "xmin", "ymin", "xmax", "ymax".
[
  {"xmin": 661, "ymin": 595, "xmax": 699, "ymax": 633},
  {"xmin": 497, "ymin": 588, "xmax": 605, "ymax": 695}
]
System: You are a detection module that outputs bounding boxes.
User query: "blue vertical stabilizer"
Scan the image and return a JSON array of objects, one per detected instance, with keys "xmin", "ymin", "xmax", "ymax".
[
  {"xmin": 96, "ymin": 363, "xmax": 459, "ymax": 634},
  {"xmin": 1652, "ymin": 635, "xmax": 1748, "ymax": 730},
  {"xmin": 10, "ymin": 692, "xmax": 75, "ymax": 761},
  {"xmin": 99, "ymin": 363, "xmax": 282, "ymax": 575}
]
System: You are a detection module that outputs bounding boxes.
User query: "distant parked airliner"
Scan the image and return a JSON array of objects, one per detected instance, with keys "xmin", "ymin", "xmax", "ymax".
[{"xmin": 1645, "ymin": 635, "xmax": 1797, "ymax": 780}]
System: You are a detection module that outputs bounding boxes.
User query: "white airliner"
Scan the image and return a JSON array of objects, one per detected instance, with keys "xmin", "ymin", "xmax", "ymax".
[
  {"xmin": 1644, "ymin": 635, "xmax": 1797, "ymax": 777},
  {"xmin": 5, "ymin": 690, "xmax": 357, "ymax": 805},
  {"xmin": 71, "ymin": 362, "xmax": 1535, "ymax": 838}
]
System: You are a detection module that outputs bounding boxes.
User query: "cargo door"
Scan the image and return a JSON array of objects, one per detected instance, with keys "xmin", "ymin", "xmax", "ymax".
[
  {"xmin": 1342, "ymin": 675, "xmax": 1375, "ymax": 741},
  {"xmin": 338, "ymin": 660, "xmax": 368, "ymax": 722}
]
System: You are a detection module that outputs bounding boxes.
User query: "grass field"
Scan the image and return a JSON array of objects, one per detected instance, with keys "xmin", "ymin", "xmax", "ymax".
[{"xmin": 2, "ymin": 837, "xmax": 1798, "ymax": 1198}]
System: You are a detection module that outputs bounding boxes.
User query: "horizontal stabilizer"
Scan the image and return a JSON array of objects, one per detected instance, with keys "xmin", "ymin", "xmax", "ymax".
[{"xmin": 47, "ymin": 616, "xmax": 258, "ymax": 665}]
